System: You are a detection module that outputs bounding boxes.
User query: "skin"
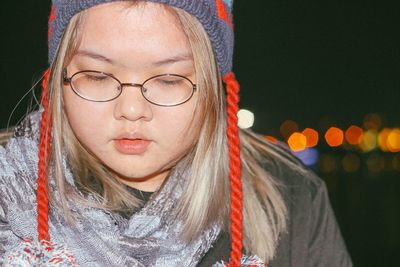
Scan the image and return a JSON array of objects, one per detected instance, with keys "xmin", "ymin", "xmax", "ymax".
[{"xmin": 63, "ymin": 2, "xmax": 201, "ymax": 192}]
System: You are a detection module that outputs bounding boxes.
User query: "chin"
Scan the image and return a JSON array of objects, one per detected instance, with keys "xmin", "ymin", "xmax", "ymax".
[{"xmin": 110, "ymin": 164, "xmax": 166, "ymax": 181}]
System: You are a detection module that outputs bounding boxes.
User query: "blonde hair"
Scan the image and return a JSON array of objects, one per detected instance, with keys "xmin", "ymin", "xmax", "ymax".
[{"xmin": 46, "ymin": 2, "xmax": 293, "ymax": 262}]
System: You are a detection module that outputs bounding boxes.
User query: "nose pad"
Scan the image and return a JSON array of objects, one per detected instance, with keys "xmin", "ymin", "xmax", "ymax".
[{"xmin": 113, "ymin": 85, "xmax": 153, "ymax": 121}]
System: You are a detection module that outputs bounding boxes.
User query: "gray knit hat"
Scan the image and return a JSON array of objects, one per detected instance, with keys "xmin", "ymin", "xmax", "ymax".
[{"xmin": 49, "ymin": 0, "xmax": 234, "ymax": 76}]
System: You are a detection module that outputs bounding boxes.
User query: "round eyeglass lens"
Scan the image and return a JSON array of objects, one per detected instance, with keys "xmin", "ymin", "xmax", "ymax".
[
  {"xmin": 71, "ymin": 71, "xmax": 121, "ymax": 101},
  {"xmin": 142, "ymin": 74, "xmax": 194, "ymax": 106}
]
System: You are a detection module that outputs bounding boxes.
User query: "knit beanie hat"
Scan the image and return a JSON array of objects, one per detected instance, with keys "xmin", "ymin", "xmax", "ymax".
[{"xmin": 9, "ymin": 1, "xmax": 264, "ymax": 266}]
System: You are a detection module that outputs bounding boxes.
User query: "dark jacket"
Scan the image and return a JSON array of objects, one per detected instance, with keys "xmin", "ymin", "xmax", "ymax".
[{"xmin": 199, "ymin": 142, "xmax": 353, "ymax": 266}]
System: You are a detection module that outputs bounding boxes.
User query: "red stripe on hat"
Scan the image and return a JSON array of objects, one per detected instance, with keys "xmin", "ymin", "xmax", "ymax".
[
  {"xmin": 215, "ymin": 0, "xmax": 233, "ymax": 27},
  {"xmin": 48, "ymin": 6, "xmax": 56, "ymax": 41}
]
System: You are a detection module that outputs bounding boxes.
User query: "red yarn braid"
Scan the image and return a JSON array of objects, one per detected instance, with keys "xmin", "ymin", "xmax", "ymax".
[
  {"xmin": 37, "ymin": 69, "xmax": 52, "ymax": 241},
  {"xmin": 224, "ymin": 72, "xmax": 243, "ymax": 267},
  {"xmin": 35, "ymin": 4, "xmax": 56, "ymax": 243}
]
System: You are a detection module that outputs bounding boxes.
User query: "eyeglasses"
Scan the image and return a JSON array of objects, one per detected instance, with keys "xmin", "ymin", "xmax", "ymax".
[{"xmin": 62, "ymin": 69, "xmax": 197, "ymax": 107}]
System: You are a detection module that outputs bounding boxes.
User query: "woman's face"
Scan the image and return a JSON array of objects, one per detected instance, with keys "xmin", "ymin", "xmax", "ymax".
[{"xmin": 63, "ymin": 2, "xmax": 201, "ymax": 192}]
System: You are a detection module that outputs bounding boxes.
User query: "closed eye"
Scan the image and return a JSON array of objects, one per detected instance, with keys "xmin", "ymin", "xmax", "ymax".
[{"xmin": 83, "ymin": 74, "xmax": 109, "ymax": 82}]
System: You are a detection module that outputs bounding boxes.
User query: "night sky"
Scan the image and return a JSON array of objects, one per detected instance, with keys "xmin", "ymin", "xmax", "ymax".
[{"xmin": 233, "ymin": 1, "xmax": 399, "ymax": 134}]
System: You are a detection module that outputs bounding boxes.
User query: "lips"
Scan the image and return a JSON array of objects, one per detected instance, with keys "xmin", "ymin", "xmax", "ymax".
[{"xmin": 113, "ymin": 133, "xmax": 151, "ymax": 155}]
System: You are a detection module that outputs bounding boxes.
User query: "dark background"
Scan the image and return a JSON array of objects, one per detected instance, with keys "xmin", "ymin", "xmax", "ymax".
[{"xmin": 1, "ymin": 1, "xmax": 399, "ymax": 266}]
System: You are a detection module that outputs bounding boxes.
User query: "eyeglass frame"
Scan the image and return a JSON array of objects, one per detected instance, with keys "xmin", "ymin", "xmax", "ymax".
[{"xmin": 62, "ymin": 69, "xmax": 197, "ymax": 107}]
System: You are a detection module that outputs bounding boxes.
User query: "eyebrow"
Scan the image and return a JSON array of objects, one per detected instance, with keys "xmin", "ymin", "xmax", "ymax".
[{"xmin": 75, "ymin": 49, "xmax": 193, "ymax": 67}]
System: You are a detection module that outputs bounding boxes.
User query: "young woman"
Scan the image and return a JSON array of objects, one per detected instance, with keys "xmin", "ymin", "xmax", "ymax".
[{"xmin": 0, "ymin": 1, "xmax": 352, "ymax": 266}]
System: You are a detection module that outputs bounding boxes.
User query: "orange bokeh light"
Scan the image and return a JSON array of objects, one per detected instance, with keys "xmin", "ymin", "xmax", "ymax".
[
  {"xmin": 287, "ymin": 132, "xmax": 307, "ymax": 152},
  {"xmin": 325, "ymin": 127, "xmax": 344, "ymax": 147},
  {"xmin": 387, "ymin": 129, "xmax": 400, "ymax": 152},
  {"xmin": 265, "ymin": 135, "xmax": 278, "ymax": 144},
  {"xmin": 280, "ymin": 120, "xmax": 299, "ymax": 140},
  {"xmin": 363, "ymin": 113, "xmax": 382, "ymax": 130},
  {"xmin": 345, "ymin": 125, "xmax": 363, "ymax": 145},
  {"xmin": 378, "ymin": 128, "xmax": 392, "ymax": 152},
  {"xmin": 302, "ymin": 128, "xmax": 319, "ymax": 147}
]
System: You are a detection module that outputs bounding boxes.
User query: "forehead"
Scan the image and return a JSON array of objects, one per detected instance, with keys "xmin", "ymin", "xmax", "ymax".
[{"xmin": 76, "ymin": 2, "xmax": 192, "ymax": 68}]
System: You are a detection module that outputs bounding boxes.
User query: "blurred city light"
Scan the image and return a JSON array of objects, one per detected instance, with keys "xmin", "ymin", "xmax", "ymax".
[
  {"xmin": 366, "ymin": 154, "xmax": 384, "ymax": 173},
  {"xmin": 237, "ymin": 109, "xmax": 254, "ymax": 129},
  {"xmin": 280, "ymin": 120, "xmax": 299, "ymax": 140},
  {"xmin": 359, "ymin": 130, "xmax": 377, "ymax": 152},
  {"xmin": 287, "ymin": 132, "xmax": 307, "ymax": 152},
  {"xmin": 342, "ymin": 153, "xmax": 361, "ymax": 173},
  {"xmin": 265, "ymin": 135, "xmax": 279, "ymax": 144},
  {"xmin": 325, "ymin": 127, "xmax": 344, "ymax": 147},
  {"xmin": 270, "ymin": 114, "xmax": 400, "ymax": 173},
  {"xmin": 319, "ymin": 154, "xmax": 338, "ymax": 173},
  {"xmin": 302, "ymin": 128, "xmax": 319, "ymax": 147},
  {"xmin": 363, "ymin": 113, "xmax": 382, "ymax": 130},
  {"xmin": 387, "ymin": 128, "xmax": 400, "ymax": 152},
  {"xmin": 378, "ymin": 128, "xmax": 392, "ymax": 152},
  {"xmin": 293, "ymin": 148, "xmax": 319, "ymax": 166},
  {"xmin": 345, "ymin": 125, "xmax": 363, "ymax": 145}
]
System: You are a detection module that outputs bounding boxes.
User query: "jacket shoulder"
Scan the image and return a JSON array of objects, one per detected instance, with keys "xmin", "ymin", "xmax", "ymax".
[
  {"xmin": 260, "ymin": 142, "xmax": 353, "ymax": 267},
  {"xmin": 260, "ymin": 141, "xmax": 324, "ymax": 199}
]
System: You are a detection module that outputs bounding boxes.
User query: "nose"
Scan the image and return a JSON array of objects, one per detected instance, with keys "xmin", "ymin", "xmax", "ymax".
[{"xmin": 113, "ymin": 84, "xmax": 153, "ymax": 122}]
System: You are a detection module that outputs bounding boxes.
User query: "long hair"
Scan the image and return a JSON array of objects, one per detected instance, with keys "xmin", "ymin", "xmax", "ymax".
[{"xmin": 46, "ymin": 2, "xmax": 291, "ymax": 261}]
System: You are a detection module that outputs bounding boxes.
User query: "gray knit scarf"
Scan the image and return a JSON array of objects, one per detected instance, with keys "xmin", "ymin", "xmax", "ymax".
[
  {"xmin": 115, "ymin": 165, "xmax": 222, "ymax": 266},
  {"xmin": 0, "ymin": 111, "xmax": 222, "ymax": 266}
]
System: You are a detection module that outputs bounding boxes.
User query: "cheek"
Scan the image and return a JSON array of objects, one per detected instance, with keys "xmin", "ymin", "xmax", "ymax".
[
  {"xmin": 153, "ymin": 105, "xmax": 202, "ymax": 148},
  {"xmin": 63, "ymin": 88, "xmax": 113, "ymax": 147}
]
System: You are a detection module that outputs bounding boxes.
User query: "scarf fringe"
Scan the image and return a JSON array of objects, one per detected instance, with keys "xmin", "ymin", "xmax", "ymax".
[
  {"xmin": 4, "ymin": 239, "xmax": 77, "ymax": 266},
  {"xmin": 213, "ymin": 255, "xmax": 266, "ymax": 267},
  {"xmin": 4, "ymin": 239, "xmax": 266, "ymax": 267}
]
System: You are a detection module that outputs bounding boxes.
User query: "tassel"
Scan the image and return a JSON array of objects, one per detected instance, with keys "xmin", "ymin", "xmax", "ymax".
[
  {"xmin": 36, "ymin": 3, "xmax": 57, "ymax": 244},
  {"xmin": 37, "ymin": 69, "xmax": 52, "ymax": 242},
  {"xmin": 223, "ymin": 72, "xmax": 243, "ymax": 267},
  {"xmin": 4, "ymin": 238, "xmax": 77, "ymax": 266},
  {"xmin": 213, "ymin": 255, "xmax": 266, "ymax": 267}
]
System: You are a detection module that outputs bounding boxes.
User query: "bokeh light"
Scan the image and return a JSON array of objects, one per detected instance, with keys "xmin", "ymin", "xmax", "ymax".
[
  {"xmin": 280, "ymin": 120, "xmax": 299, "ymax": 140},
  {"xmin": 325, "ymin": 127, "xmax": 344, "ymax": 147},
  {"xmin": 302, "ymin": 128, "xmax": 319, "ymax": 147},
  {"xmin": 359, "ymin": 130, "xmax": 378, "ymax": 152},
  {"xmin": 387, "ymin": 128, "xmax": 400, "ymax": 152},
  {"xmin": 366, "ymin": 154, "xmax": 384, "ymax": 173},
  {"xmin": 319, "ymin": 154, "xmax": 338, "ymax": 173},
  {"xmin": 293, "ymin": 148, "xmax": 319, "ymax": 166},
  {"xmin": 378, "ymin": 128, "xmax": 392, "ymax": 152},
  {"xmin": 363, "ymin": 113, "xmax": 382, "ymax": 130},
  {"xmin": 342, "ymin": 154, "xmax": 361, "ymax": 173},
  {"xmin": 237, "ymin": 109, "xmax": 254, "ymax": 129},
  {"xmin": 287, "ymin": 132, "xmax": 307, "ymax": 152},
  {"xmin": 345, "ymin": 125, "xmax": 363, "ymax": 145},
  {"xmin": 265, "ymin": 135, "xmax": 278, "ymax": 144}
]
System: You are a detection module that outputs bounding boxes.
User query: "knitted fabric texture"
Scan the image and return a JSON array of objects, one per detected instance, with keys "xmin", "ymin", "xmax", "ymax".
[
  {"xmin": 49, "ymin": 0, "xmax": 234, "ymax": 76},
  {"xmin": 0, "ymin": 116, "xmax": 222, "ymax": 266}
]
